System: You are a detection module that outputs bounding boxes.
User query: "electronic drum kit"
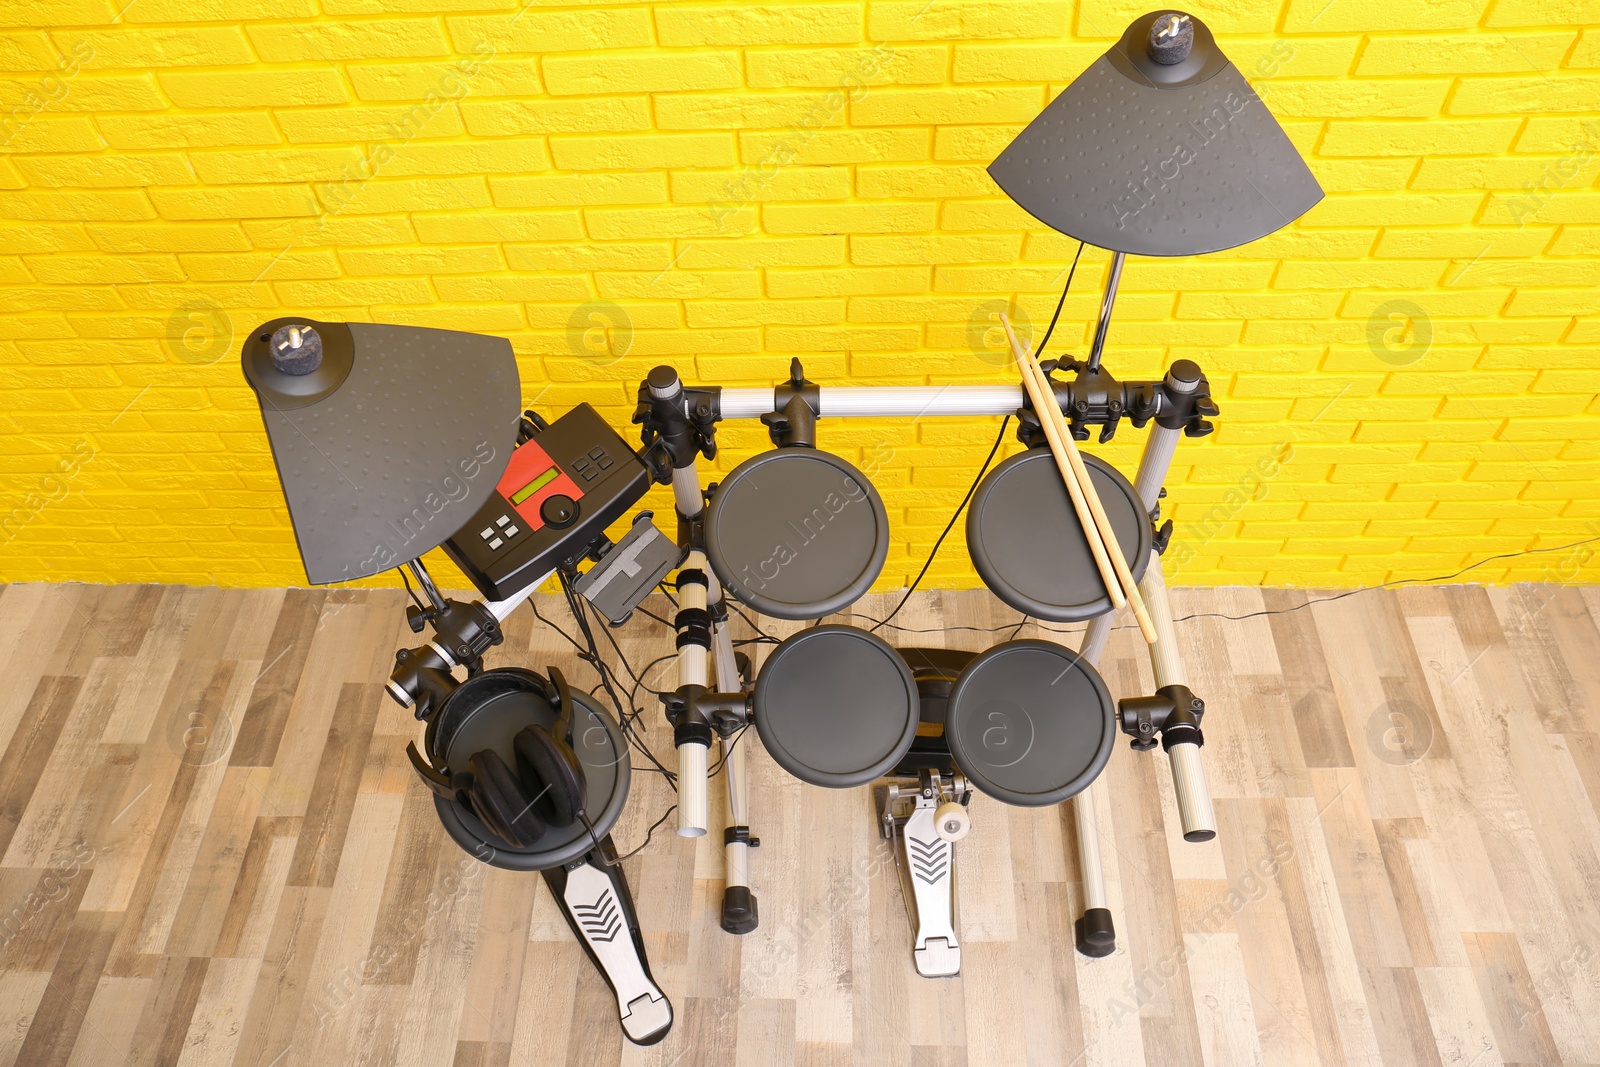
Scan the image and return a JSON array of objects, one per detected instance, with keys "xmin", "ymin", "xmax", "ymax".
[{"xmin": 241, "ymin": 10, "xmax": 1321, "ymax": 1045}]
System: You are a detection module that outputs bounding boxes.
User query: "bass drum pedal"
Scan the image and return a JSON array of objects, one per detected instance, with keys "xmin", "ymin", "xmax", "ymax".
[{"xmin": 877, "ymin": 769, "xmax": 972, "ymax": 978}]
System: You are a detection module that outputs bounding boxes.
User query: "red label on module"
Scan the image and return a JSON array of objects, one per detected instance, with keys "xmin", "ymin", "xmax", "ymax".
[{"xmin": 495, "ymin": 440, "xmax": 584, "ymax": 531}]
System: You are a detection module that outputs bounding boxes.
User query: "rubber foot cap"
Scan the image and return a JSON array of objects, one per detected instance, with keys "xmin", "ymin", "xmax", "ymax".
[
  {"xmin": 721, "ymin": 885, "xmax": 759, "ymax": 935},
  {"xmin": 1075, "ymin": 907, "xmax": 1116, "ymax": 957}
]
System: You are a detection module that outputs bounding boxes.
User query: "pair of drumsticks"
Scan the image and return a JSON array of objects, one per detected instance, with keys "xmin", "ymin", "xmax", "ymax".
[{"xmin": 998, "ymin": 314, "xmax": 1158, "ymax": 645}]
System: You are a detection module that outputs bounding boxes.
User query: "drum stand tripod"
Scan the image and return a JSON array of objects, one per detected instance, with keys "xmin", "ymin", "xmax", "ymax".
[{"xmin": 639, "ymin": 322, "xmax": 1221, "ymax": 970}]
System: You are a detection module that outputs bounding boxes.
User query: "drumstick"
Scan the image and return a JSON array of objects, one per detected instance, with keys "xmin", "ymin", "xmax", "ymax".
[
  {"xmin": 997, "ymin": 315, "xmax": 1125, "ymax": 612},
  {"xmin": 1003, "ymin": 315, "xmax": 1159, "ymax": 644}
]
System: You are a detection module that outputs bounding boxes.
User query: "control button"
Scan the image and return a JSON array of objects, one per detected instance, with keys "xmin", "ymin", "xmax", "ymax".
[
  {"xmin": 588, "ymin": 446, "xmax": 605, "ymax": 460},
  {"xmin": 488, "ymin": 537, "xmax": 504, "ymax": 550},
  {"xmin": 582, "ymin": 469, "xmax": 599, "ymax": 482},
  {"xmin": 496, "ymin": 515, "xmax": 510, "ymax": 528},
  {"xmin": 597, "ymin": 456, "xmax": 613, "ymax": 470},
  {"xmin": 540, "ymin": 494, "xmax": 578, "ymax": 529},
  {"xmin": 504, "ymin": 525, "xmax": 519, "ymax": 537},
  {"xmin": 573, "ymin": 457, "xmax": 590, "ymax": 472},
  {"xmin": 480, "ymin": 527, "xmax": 494, "ymax": 540}
]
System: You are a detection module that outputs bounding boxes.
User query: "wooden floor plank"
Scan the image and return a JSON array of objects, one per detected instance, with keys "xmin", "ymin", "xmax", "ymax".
[{"xmin": 0, "ymin": 583, "xmax": 1594, "ymax": 1065}]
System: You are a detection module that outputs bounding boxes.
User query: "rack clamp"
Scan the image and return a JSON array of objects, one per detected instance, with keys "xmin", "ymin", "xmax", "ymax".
[
  {"xmin": 633, "ymin": 366, "xmax": 721, "ymax": 480},
  {"xmin": 1117, "ymin": 684, "xmax": 1205, "ymax": 752},
  {"xmin": 761, "ymin": 358, "xmax": 819, "ymax": 448}
]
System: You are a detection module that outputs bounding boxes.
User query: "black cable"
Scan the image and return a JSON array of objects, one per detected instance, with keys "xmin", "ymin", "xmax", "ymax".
[
  {"xmin": 866, "ymin": 415, "xmax": 1012, "ymax": 634},
  {"xmin": 1036, "ymin": 240, "xmax": 1085, "ymax": 361},
  {"xmin": 396, "ymin": 566, "xmax": 427, "ymax": 614}
]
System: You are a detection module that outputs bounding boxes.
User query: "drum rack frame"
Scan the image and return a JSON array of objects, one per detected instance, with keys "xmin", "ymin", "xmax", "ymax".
[{"xmin": 637, "ymin": 350, "xmax": 1223, "ymax": 960}]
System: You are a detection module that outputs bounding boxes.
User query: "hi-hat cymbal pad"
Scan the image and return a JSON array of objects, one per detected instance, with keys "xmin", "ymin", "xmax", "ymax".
[
  {"xmin": 242, "ymin": 318, "xmax": 520, "ymax": 585},
  {"xmin": 988, "ymin": 10, "xmax": 1323, "ymax": 256}
]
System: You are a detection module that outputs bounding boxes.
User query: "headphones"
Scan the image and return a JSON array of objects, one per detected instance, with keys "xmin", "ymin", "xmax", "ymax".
[{"xmin": 407, "ymin": 666, "xmax": 589, "ymax": 850}]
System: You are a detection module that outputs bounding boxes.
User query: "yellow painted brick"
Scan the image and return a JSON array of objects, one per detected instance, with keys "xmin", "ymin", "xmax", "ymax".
[
  {"xmin": 1319, "ymin": 119, "xmax": 1521, "ymax": 157},
  {"xmin": 58, "ymin": 26, "xmax": 253, "ymax": 67},
  {"xmin": 1303, "ymin": 192, "xmax": 1485, "ymax": 227},
  {"xmin": 506, "ymin": 241, "xmax": 671, "ymax": 272},
  {"xmin": 158, "ymin": 69, "xmax": 350, "ymax": 109},
  {"xmin": 587, "ymin": 204, "xmax": 756, "ymax": 239},
  {"xmin": 0, "ymin": 31, "xmax": 63, "ymax": 70},
  {"xmin": 951, "ymin": 42, "xmax": 1103, "ymax": 82},
  {"xmin": 0, "ymin": 189, "xmax": 154, "ymax": 221},
  {"xmin": 97, "ymin": 112, "xmax": 279, "ymax": 150},
  {"xmin": 544, "ymin": 52, "xmax": 741, "ymax": 96},
  {"xmin": 1486, "ymin": 0, "xmax": 1600, "ymax": 26},
  {"xmin": 1340, "ymin": 290, "xmax": 1508, "ymax": 318},
  {"xmin": 1357, "ymin": 31, "xmax": 1575, "ymax": 75},
  {"xmin": 179, "ymin": 250, "xmax": 342, "ymax": 281},
  {"xmin": 243, "ymin": 215, "xmax": 417, "ymax": 246},
  {"xmin": 597, "ymin": 269, "xmax": 759, "ymax": 300},
  {"xmin": 188, "ymin": 146, "xmax": 368, "ymax": 185},
  {"xmin": 488, "ymin": 172, "xmax": 666, "ymax": 208},
  {"xmin": 118, "ymin": 0, "xmax": 318, "ymax": 21},
  {"xmin": 1440, "ymin": 394, "xmax": 1589, "ymax": 419},
  {"xmin": 851, "ymin": 234, "xmax": 1019, "ymax": 265},
  {"xmin": 677, "ymin": 235, "xmax": 845, "ymax": 268},
  {"xmin": 627, "ymin": 328, "xmax": 759, "ymax": 355},
  {"xmin": 1275, "ymin": 259, "xmax": 1449, "ymax": 290},
  {"xmin": 149, "ymin": 185, "xmax": 315, "ymax": 221},
  {"xmin": 1, "ymin": 116, "xmax": 107, "ymax": 153},
  {"xmin": 1505, "ymin": 289, "xmax": 1597, "ymax": 317},
  {"xmin": 27, "ymin": 254, "xmax": 183, "ymax": 284},
  {"xmin": 1284, "ymin": 0, "xmax": 1478, "ymax": 31},
  {"xmin": 338, "ymin": 246, "xmax": 503, "ymax": 275},
  {"xmin": 656, "ymin": 4, "xmax": 862, "ymax": 47},
  {"xmin": 1451, "ymin": 74, "xmax": 1600, "ymax": 116},
  {"xmin": 372, "ymin": 304, "xmax": 528, "ymax": 333},
  {"xmin": 0, "ymin": 72, "xmax": 165, "ymax": 112},
  {"xmin": 274, "ymin": 278, "xmax": 434, "ymax": 306},
  {"xmin": 939, "ymin": 198, "xmax": 1036, "ymax": 230},
  {"xmin": 1551, "ymin": 227, "xmax": 1600, "ymax": 256},
  {"xmin": 739, "ymin": 128, "xmax": 930, "ymax": 165},
  {"xmin": 412, "ymin": 210, "xmax": 582, "ymax": 244},
  {"xmin": 523, "ymin": 302, "xmax": 680, "ymax": 331},
  {"xmin": 1262, "ymin": 78, "xmax": 1449, "ymax": 119},
  {"xmin": 686, "ymin": 298, "xmax": 846, "ymax": 327},
  {"xmin": 748, "ymin": 44, "xmax": 944, "ymax": 87},
  {"xmin": 245, "ymin": 19, "xmax": 448, "ymax": 62},
  {"xmin": 762, "ymin": 202, "xmax": 936, "ymax": 234},
  {"xmin": 855, "ymin": 164, "xmax": 995, "ymax": 199},
  {"xmin": 430, "ymin": 274, "xmax": 589, "ymax": 303},
  {"xmin": 14, "ymin": 153, "xmax": 198, "ymax": 188},
  {"xmin": 347, "ymin": 58, "xmax": 544, "ymax": 101},
  {"xmin": 768, "ymin": 266, "xmax": 927, "ymax": 298},
  {"xmin": 319, "ymin": 176, "xmax": 490, "ymax": 214},
  {"xmin": 869, "ymin": 1, "xmax": 1070, "ymax": 40},
  {"xmin": 276, "ymin": 104, "xmax": 465, "ymax": 144},
  {"xmin": 552, "ymin": 132, "xmax": 734, "ymax": 171},
  {"xmin": 461, "ymin": 97, "xmax": 649, "ymax": 137},
  {"xmin": 670, "ymin": 167, "xmax": 850, "ymax": 207},
  {"xmin": 932, "ymin": 125, "xmax": 1014, "ymax": 162},
  {"xmin": 1488, "ymin": 191, "xmax": 1600, "ymax": 225},
  {"xmin": 851, "ymin": 86, "xmax": 1043, "ymax": 126},
  {"xmin": 1374, "ymin": 228, "xmax": 1550, "ymax": 258},
  {"xmin": 766, "ymin": 325, "xmax": 918, "ymax": 350},
  {"xmin": 370, "ymin": 140, "xmax": 551, "ymax": 177},
  {"xmin": 848, "ymin": 294, "xmax": 1023, "ymax": 322},
  {"xmin": 1575, "ymin": 27, "xmax": 1600, "ymax": 66},
  {"xmin": 1177, "ymin": 292, "xmax": 1345, "ymax": 321},
  {"xmin": 1514, "ymin": 115, "xmax": 1600, "ymax": 154},
  {"xmin": 445, "ymin": 10, "xmax": 652, "ymax": 54},
  {"xmin": 656, "ymin": 90, "xmax": 850, "ymax": 131}
]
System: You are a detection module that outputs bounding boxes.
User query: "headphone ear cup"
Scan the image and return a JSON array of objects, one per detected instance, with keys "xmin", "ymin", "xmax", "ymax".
[
  {"xmin": 468, "ymin": 749, "xmax": 547, "ymax": 849},
  {"xmin": 515, "ymin": 725, "xmax": 587, "ymax": 828}
]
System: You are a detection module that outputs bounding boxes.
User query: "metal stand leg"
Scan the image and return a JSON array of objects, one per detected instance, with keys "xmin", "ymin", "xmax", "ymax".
[
  {"xmin": 1071, "ymin": 613, "xmax": 1116, "ymax": 956},
  {"xmin": 543, "ymin": 836, "xmax": 673, "ymax": 1045},
  {"xmin": 710, "ymin": 579, "xmax": 759, "ymax": 933}
]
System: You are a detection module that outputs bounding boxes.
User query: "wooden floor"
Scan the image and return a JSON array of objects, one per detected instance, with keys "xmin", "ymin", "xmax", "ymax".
[{"xmin": 0, "ymin": 581, "xmax": 1598, "ymax": 1066}]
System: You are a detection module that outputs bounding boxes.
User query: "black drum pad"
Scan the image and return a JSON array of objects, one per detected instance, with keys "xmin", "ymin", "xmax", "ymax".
[
  {"xmin": 945, "ymin": 640, "xmax": 1115, "ymax": 807},
  {"xmin": 426, "ymin": 669, "xmax": 629, "ymax": 871},
  {"xmin": 753, "ymin": 626, "xmax": 919, "ymax": 788},
  {"xmin": 967, "ymin": 449, "xmax": 1151, "ymax": 622},
  {"xmin": 242, "ymin": 319, "xmax": 520, "ymax": 585},
  {"xmin": 705, "ymin": 448, "xmax": 889, "ymax": 620}
]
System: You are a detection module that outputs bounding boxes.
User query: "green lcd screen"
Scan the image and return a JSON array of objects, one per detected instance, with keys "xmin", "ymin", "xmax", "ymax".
[{"xmin": 509, "ymin": 466, "xmax": 560, "ymax": 505}]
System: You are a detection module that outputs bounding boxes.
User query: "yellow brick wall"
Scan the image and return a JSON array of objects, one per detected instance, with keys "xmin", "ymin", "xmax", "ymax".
[{"xmin": 1, "ymin": 1, "xmax": 1597, "ymax": 591}]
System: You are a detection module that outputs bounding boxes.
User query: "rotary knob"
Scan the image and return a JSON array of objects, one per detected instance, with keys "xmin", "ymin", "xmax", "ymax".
[{"xmin": 540, "ymin": 494, "xmax": 578, "ymax": 529}]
